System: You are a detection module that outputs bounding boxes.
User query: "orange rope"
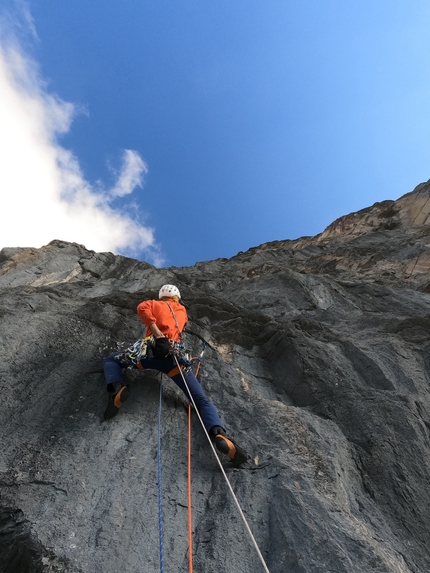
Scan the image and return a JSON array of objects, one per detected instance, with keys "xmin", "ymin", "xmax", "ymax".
[{"xmin": 187, "ymin": 402, "xmax": 193, "ymax": 573}]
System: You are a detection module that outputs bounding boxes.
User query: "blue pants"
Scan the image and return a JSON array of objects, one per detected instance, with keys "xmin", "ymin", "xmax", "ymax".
[{"xmin": 103, "ymin": 351, "xmax": 223, "ymax": 432}]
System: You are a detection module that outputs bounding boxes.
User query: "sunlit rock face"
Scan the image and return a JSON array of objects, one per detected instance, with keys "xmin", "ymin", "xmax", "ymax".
[{"xmin": 1, "ymin": 181, "xmax": 430, "ymax": 573}]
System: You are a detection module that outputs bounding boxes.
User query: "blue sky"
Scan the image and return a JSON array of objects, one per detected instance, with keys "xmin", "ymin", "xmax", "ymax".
[{"xmin": 1, "ymin": 1, "xmax": 430, "ymax": 266}]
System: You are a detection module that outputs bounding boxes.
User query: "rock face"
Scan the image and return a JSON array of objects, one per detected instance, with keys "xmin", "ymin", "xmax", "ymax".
[{"xmin": 1, "ymin": 181, "xmax": 430, "ymax": 573}]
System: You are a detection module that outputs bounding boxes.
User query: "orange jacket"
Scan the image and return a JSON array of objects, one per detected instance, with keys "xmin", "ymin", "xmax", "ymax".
[{"xmin": 137, "ymin": 299, "xmax": 188, "ymax": 341}]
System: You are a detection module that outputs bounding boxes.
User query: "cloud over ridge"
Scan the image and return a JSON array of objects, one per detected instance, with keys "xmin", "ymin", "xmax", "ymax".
[{"xmin": 0, "ymin": 14, "xmax": 162, "ymax": 265}]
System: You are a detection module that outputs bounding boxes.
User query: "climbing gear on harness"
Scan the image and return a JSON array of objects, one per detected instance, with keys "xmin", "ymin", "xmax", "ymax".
[
  {"xmin": 168, "ymin": 340, "xmax": 186, "ymax": 357},
  {"xmin": 115, "ymin": 336, "xmax": 153, "ymax": 367},
  {"xmin": 103, "ymin": 384, "xmax": 131, "ymax": 420},
  {"xmin": 172, "ymin": 339, "xmax": 209, "ymax": 376},
  {"xmin": 159, "ymin": 284, "xmax": 181, "ymax": 299},
  {"xmin": 172, "ymin": 353, "xmax": 270, "ymax": 573}
]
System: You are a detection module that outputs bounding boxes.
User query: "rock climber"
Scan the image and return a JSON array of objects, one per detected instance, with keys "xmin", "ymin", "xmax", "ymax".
[{"xmin": 102, "ymin": 284, "xmax": 248, "ymax": 466}]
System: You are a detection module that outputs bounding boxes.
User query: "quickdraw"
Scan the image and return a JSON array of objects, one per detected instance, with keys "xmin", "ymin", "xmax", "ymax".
[{"xmin": 118, "ymin": 336, "xmax": 153, "ymax": 367}]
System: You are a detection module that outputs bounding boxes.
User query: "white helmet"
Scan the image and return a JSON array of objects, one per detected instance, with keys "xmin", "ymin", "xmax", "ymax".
[{"xmin": 158, "ymin": 284, "xmax": 181, "ymax": 299}]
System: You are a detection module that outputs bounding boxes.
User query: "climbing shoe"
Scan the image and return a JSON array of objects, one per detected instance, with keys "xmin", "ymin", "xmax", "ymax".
[
  {"xmin": 103, "ymin": 385, "xmax": 130, "ymax": 421},
  {"xmin": 211, "ymin": 427, "xmax": 249, "ymax": 467}
]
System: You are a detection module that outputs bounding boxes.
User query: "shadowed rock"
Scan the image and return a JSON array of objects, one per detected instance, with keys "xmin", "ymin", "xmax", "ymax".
[{"xmin": 1, "ymin": 181, "xmax": 430, "ymax": 572}]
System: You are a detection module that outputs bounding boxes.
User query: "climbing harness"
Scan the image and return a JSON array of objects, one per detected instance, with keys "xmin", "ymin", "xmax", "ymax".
[
  {"xmin": 157, "ymin": 381, "xmax": 165, "ymax": 573},
  {"xmin": 173, "ymin": 354, "xmax": 271, "ymax": 573}
]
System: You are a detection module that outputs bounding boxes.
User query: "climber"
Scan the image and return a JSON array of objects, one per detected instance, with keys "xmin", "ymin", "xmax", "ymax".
[{"xmin": 102, "ymin": 284, "xmax": 248, "ymax": 466}]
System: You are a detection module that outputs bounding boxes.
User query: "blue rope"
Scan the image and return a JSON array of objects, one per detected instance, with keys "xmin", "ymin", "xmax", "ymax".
[{"xmin": 157, "ymin": 381, "xmax": 165, "ymax": 573}]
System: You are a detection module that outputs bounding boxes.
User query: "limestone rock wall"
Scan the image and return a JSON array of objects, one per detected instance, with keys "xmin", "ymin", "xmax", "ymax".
[{"xmin": 1, "ymin": 182, "xmax": 430, "ymax": 573}]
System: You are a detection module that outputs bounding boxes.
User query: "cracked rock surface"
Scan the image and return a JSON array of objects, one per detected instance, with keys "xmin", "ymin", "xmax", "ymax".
[{"xmin": 1, "ymin": 181, "xmax": 430, "ymax": 572}]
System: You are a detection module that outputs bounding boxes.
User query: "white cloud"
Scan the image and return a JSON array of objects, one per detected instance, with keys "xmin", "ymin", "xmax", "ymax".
[
  {"xmin": 0, "ymin": 15, "xmax": 163, "ymax": 266},
  {"xmin": 110, "ymin": 149, "xmax": 148, "ymax": 198}
]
